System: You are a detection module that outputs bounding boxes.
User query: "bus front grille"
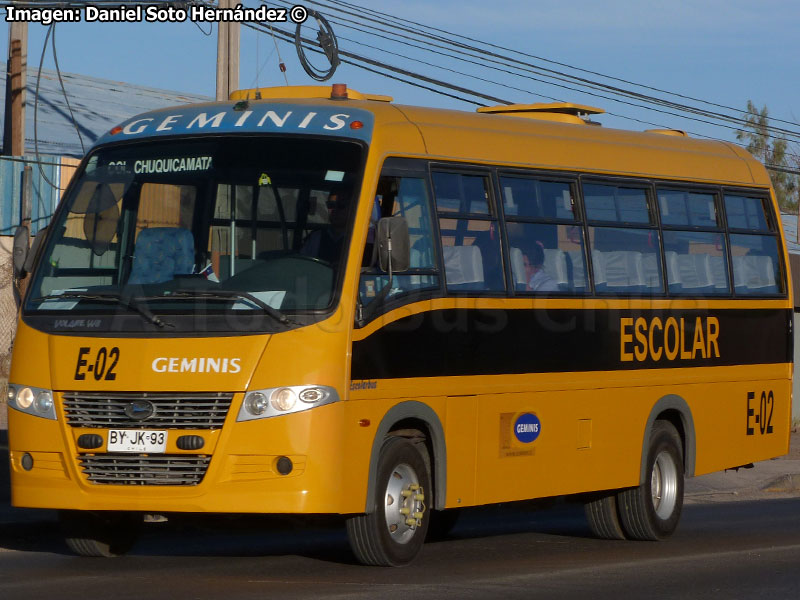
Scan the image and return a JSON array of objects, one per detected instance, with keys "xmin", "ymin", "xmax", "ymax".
[
  {"xmin": 78, "ymin": 454, "xmax": 211, "ymax": 485},
  {"xmin": 62, "ymin": 392, "xmax": 234, "ymax": 430}
]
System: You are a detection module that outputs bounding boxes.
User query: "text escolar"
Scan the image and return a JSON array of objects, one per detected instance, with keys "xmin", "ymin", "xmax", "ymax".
[{"xmin": 620, "ymin": 316, "xmax": 720, "ymax": 362}]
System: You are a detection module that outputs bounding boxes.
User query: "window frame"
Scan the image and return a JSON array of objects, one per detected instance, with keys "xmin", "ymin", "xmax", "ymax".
[
  {"xmin": 721, "ymin": 186, "xmax": 786, "ymax": 298},
  {"xmin": 497, "ymin": 169, "xmax": 587, "ymax": 296},
  {"xmin": 654, "ymin": 183, "xmax": 730, "ymax": 296},
  {"xmin": 580, "ymin": 176, "xmax": 666, "ymax": 296},
  {"xmin": 430, "ymin": 163, "xmax": 507, "ymax": 296}
]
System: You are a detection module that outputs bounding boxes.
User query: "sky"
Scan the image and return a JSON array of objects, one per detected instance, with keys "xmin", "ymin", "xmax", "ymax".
[{"xmin": 1, "ymin": 0, "xmax": 799, "ymax": 148}]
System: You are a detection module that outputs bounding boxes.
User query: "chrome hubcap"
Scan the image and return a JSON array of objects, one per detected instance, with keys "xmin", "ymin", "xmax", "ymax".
[
  {"xmin": 383, "ymin": 462, "xmax": 426, "ymax": 544},
  {"xmin": 651, "ymin": 450, "xmax": 678, "ymax": 520}
]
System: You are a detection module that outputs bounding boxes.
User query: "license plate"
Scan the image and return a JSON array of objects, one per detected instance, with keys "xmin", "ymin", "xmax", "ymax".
[{"xmin": 107, "ymin": 430, "xmax": 167, "ymax": 453}]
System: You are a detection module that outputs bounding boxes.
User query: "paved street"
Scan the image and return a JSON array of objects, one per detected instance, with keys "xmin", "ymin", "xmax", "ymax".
[{"xmin": 1, "ymin": 428, "xmax": 799, "ymax": 598}]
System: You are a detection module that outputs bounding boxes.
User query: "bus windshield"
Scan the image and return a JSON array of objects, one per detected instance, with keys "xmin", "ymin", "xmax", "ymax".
[{"xmin": 25, "ymin": 136, "xmax": 364, "ymax": 331}]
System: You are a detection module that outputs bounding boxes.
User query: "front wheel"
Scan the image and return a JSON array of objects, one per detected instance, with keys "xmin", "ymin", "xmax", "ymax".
[
  {"xmin": 346, "ymin": 436, "xmax": 431, "ymax": 566},
  {"xmin": 617, "ymin": 420, "xmax": 684, "ymax": 540},
  {"xmin": 60, "ymin": 510, "xmax": 140, "ymax": 557}
]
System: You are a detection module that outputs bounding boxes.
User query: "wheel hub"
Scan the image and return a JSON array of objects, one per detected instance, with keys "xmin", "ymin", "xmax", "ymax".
[
  {"xmin": 384, "ymin": 462, "xmax": 426, "ymax": 544},
  {"xmin": 651, "ymin": 450, "xmax": 678, "ymax": 520}
]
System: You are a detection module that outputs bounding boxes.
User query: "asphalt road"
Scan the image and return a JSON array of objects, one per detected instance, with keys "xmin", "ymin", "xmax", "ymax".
[
  {"xmin": 1, "ymin": 497, "xmax": 800, "ymax": 600},
  {"xmin": 3, "ymin": 429, "xmax": 800, "ymax": 599}
]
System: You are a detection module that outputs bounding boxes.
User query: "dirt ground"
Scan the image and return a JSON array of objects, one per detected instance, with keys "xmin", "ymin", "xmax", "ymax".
[{"xmin": 782, "ymin": 428, "xmax": 800, "ymax": 460}]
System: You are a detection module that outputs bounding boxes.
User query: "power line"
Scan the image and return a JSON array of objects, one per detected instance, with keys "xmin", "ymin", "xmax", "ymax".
[
  {"xmin": 319, "ymin": 0, "xmax": 800, "ymax": 131},
  {"xmin": 281, "ymin": 2, "xmax": 799, "ymax": 144},
  {"xmin": 241, "ymin": 18, "xmax": 507, "ymax": 106},
  {"xmin": 246, "ymin": 7, "xmax": 800, "ymax": 177},
  {"xmin": 285, "ymin": 0, "xmax": 800, "ymax": 143}
]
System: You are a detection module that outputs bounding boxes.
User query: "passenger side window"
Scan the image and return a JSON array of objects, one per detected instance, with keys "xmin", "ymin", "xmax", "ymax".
[
  {"xmin": 433, "ymin": 171, "xmax": 504, "ymax": 292},
  {"xmin": 725, "ymin": 193, "xmax": 783, "ymax": 296},
  {"xmin": 657, "ymin": 188, "xmax": 730, "ymax": 295},
  {"xmin": 724, "ymin": 195, "xmax": 772, "ymax": 231},
  {"xmin": 584, "ymin": 183, "xmax": 650, "ymax": 224},
  {"xmin": 584, "ymin": 182, "xmax": 663, "ymax": 294},
  {"xmin": 500, "ymin": 175, "xmax": 587, "ymax": 293}
]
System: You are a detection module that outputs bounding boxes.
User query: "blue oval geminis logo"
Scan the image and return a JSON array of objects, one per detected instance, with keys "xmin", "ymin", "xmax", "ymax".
[
  {"xmin": 514, "ymin": 413, "xmax": 541, "ymax": 443},
  {"xmin": 125, "ymin": 400, "xmax": 155, "ymax": 421}
]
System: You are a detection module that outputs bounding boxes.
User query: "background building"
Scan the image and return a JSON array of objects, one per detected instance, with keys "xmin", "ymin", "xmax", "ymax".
[{"xmin": 0, "ymin": 66, "xmax": 209, "ymax": 427}]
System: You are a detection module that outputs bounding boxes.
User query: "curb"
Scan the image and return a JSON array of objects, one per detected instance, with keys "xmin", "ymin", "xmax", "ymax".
[{"xmin": 762, "ymin": 474, "xmax": 800, "ymax": 493}]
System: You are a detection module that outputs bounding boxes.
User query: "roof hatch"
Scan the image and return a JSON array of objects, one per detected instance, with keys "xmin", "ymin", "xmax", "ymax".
[{"xmin": 477, "ymin": 102, "xmax": 604, "ymax": 125}]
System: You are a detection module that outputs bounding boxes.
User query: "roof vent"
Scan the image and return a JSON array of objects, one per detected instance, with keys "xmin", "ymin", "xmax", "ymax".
[
  {"xmin": 477, "ymin": 102, "xmax": 604, "ymax": 125},
  {"xmin": 644, "ymin": 129, "xmax": 689, "ymax": 137}
]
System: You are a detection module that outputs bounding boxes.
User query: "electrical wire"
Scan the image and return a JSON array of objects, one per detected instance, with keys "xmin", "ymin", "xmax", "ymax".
[
  {"xmin": 277, "ymin": 5, "xmax": 782, "ymax": 143},
  {"xmin": 34, "ymin": 24, "xmax": 63, "ymax": 192},
  {"xmin": 314, "ymin": 0, "xmax": 800, "ymax": 133},
  {"xmin": 246, "ymin": 13, "xmax": 800, "ymax": 176},
  {"xmin": 253, "ymin": 5, "xmax": 783, "ymax": 146},
  {"xmin": 257, "ymin": 21, "xmax": 509, "ymax": 105},
  {"xmin": 283, "ymin": 0, "xmax": 800, "ymax": 142},
  {"xmin": 267, "ymin": 22, "xmax": 290, "ymax": 86},
  {"xmin": 326, "ymin": 0, "xmax": 800, "ymax": 130},
  {"xmin": 51, "ymin": 24, "xmax": 85, "ymax": 155},
  {"xmin": 241, "ymin": 20, "xmax": 481, "ymax": 105}
]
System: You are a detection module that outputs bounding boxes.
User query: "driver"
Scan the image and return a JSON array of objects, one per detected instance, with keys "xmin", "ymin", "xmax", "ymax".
[{"xmin": 300, "ymin": 192, "xmax": 349, "ymax": 263}]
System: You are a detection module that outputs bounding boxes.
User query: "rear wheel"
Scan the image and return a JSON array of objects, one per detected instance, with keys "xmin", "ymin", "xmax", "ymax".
[
  {"xmin": 60, "ymin": 510, "xmax": 140, "ymax": 557},
  {"xmin": 584, "ymin": 493, "xmax": 626, "ymax": 540},
  {"xmin": 346, "ymin": 436, "xmax": 431, "ymax": 566},
  {"xmin": 617, "ymin": 421, "xmax": 684, "ymax": 540}
]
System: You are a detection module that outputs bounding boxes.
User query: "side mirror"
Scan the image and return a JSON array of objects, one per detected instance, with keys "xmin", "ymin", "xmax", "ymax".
[
  {"xmin": 376, "ymin": 216, "xmax": 409, "ymax": 273},
  {"xmin": 12, "ymin": 224, "xmax": 29, "ymax": 278},
  {"xmin": 25, "ymin": 226, "xmax": 48, "ymax": 273}
]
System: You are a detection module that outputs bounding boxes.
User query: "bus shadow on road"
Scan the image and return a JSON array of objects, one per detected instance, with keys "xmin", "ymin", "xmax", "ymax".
[
  {"xmin": 0, "ymin": 493, "xmax": 602, "ymax": 562},
  {"xmin": 128, "ymin": 500, "xmax": 595, "ymax": 562},
  {"xmin": 133, "ymin": 514, "xmax": 358, "ymax": 562}
]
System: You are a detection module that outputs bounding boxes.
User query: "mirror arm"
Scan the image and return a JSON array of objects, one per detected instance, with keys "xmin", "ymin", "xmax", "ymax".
[{"xmin": 356, "ymin": 233, "xmax": 395, "ymax": 327}]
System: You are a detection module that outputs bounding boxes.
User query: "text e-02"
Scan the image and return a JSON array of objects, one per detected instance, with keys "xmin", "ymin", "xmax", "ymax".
[
  {"xmin": 74, "ymin": 347, "xmax": 120, "ymax": 381},
  {"xmin": 746, "ymin": 390, "xmax": 774, "ymax": 435}
]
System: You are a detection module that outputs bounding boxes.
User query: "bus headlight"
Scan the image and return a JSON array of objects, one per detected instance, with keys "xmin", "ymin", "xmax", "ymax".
[
  {"xmin": 270, "ymin": 388, "xmax": 297, "ymax": 412},
  {"xmin": 237, "ymin": 385, "xmax": 339, "ymax": 421},
  {"xmin": 244, "ymin": 392, "xmax": 268, "ymax": 416},
  {"xmin": 7, "ymin": 384, "xmax": 57, "ymax": 421},
  {"xmin": 34, "ymin": 390, "xmax": 53, "ymax": 415},
  {"xmin": 16, "ymin": 387, "xmax": 34, "ymax": 409}
]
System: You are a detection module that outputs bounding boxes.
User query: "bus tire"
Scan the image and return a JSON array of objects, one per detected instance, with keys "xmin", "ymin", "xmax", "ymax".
[
  {"xmin": 584, "ymin": 493, "xmax": 626, "ymax": 540},
  {"xmin": 617, "ymin": 420, "xmax": 684, "ymax": 541},
  {"xmin": 60, "ymin": 510, "xmax": 139, "ymax": 557},
  {"xmin": 346, "ymin": 436, "xmax": 431, "ymax": 566}
]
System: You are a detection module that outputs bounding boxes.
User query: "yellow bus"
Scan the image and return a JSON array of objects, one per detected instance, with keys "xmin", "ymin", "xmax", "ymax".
[{"xmin": 7, "ymin": 85, "xmax": 792, "ymax": 566}]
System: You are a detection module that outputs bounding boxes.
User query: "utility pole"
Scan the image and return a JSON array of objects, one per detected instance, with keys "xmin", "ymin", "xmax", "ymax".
[
  {"xmin": 3, "ymin": 21, "xmax": 28, "ymax": 156},
  {"xmin": 215, "ymin": 0, "xmax": 240, "ymax": 101}
]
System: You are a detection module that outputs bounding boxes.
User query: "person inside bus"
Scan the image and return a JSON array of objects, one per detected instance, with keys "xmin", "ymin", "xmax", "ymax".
[
  {"xmin": 525, "ymin": 243, "xmax": 559, "ymax": 292},
  {"xmin": 301, "ymin": 191, "xmax": 349, "ymax": 264}
]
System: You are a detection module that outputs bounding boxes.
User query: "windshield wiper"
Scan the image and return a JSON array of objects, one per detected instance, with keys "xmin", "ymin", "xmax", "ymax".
[
  {"xmin": 32, "ymin": 292, "xmax": 172, "ymax": 328},
  {"xmin": 158, "ymin": 290, "xmax": 297, "ymax": 326}
]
